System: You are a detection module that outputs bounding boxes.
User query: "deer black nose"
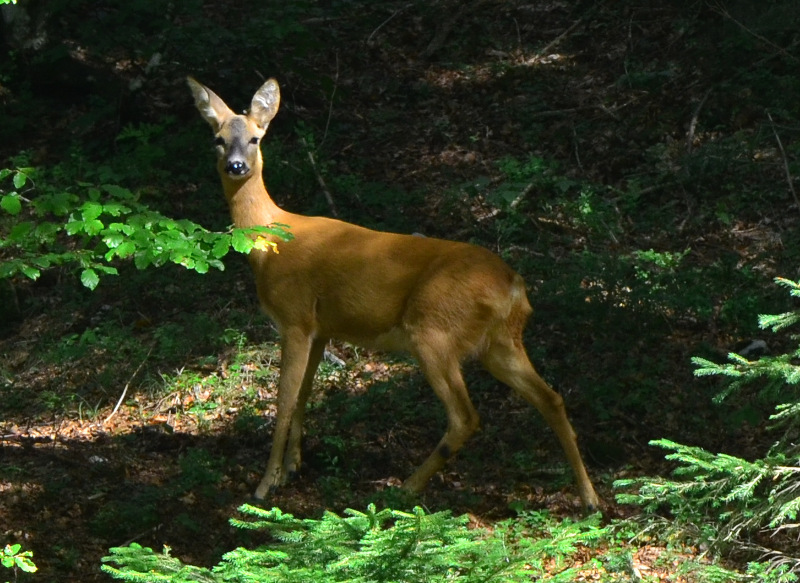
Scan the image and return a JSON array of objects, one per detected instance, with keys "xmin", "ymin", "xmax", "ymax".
[{"xmin": 226, "ymin": 160, "xmax": 248, "ymax": 175}]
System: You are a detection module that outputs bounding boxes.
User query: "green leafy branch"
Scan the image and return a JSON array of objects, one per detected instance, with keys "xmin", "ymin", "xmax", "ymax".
[
  {"xmin": 101, "ymin": 504, "xmax": 605, "ymax": 582},
  {"xmin": 616, "ymin": 277, "xmax": 800, "ymax": 579},
  {"xmin": 0, "ymin": 167, "xmax": 291, "ymax": 290},
  {"xmin": 691, "ymin": 278, "xmax": 800, "ymax": 404},
  {"xmin": 2, "ymin": 544, "xmax": 37, "ymax": 581}
]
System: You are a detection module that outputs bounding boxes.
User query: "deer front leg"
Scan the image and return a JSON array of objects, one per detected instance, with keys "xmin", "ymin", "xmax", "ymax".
[
  {"xmin": 282, "ymin": 338, "xmax": 326, "ymax": 479},
  {"xmin": 255, "ymin": 328, "xmax": 315, "ymax": 500}
]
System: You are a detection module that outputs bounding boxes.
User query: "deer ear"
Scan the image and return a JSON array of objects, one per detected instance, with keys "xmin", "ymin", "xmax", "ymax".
[
  {"xmin": 250, "ymin": 78, "xmax": 280, "ymax": 130},
  {"xmin": 187, "ymin": 77, "xmax": 234, "ymax": 133}
]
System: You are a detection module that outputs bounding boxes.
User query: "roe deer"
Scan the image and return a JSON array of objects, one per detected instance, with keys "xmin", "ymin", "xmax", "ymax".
[{"xmin": 187, "ymin": 77, "xmax": 600, "ymax": 510}]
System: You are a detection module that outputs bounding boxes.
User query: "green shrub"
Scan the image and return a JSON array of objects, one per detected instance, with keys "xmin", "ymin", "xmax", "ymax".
[
  {"xmin": 2, "ymin": 544, "xmax": 38, "ymax": 580},
  {"xmin": 616, "ymin": 277, "xmax": 800, "ymax": 580},
  {"xmin": 101, "ymin": 504, "xmax": 606, "ymax": 582}
]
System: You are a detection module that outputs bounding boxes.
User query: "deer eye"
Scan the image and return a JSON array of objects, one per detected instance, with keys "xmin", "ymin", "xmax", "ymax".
[
  {"xmin": 214, "ymin": 136, "xmax": 225, "ymax": 146},
  {"xmin": 249, "ymin": 137, "xmax": 260, "ymax": 145}
]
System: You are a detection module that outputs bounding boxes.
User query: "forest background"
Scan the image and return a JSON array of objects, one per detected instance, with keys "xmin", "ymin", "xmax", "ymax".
[{"xmin": 2, "ymin": 0, "xmax": 800, "ymax": 581}]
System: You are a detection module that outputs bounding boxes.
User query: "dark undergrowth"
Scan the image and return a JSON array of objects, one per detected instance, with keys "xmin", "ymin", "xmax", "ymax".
[{"xmin": 1, "ymin": 0, "xmax": 799, "ymax": 580}]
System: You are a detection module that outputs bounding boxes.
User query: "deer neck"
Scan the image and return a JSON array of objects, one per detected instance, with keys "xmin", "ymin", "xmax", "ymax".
[{"xmin": 221, "ymin": 172, "xmax": 284, "ymax": 228}]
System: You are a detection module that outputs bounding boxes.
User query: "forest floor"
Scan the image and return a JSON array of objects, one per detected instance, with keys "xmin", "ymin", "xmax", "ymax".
[{"xmin": 1, "ymin": 1, "xmax": 796, "ymax": 581}]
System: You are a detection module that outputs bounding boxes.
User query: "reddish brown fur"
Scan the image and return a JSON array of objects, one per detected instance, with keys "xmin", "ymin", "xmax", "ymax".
[{"xmin": 187, "ymin": 77, "xmax": 600, "ymax": 510}]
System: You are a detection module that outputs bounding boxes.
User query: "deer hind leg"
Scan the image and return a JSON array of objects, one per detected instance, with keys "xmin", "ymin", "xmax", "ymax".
[
  {"xmin": 480, "ymin": 335, "xmax": 600, "ymax": 511},
  {"xmin": 403, "ymin": 340, "xmax": 480, "ymax": 493},
  {"xmin": 255, "ymin": 328, "xmax": 321, "ymax": 499}
]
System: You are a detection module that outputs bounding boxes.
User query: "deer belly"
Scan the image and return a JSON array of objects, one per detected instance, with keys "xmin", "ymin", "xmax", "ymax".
[
  {"xmin": 319, "ymin": 324, "xmax": 412, "ymax": 353},
  {"xmin": 369, "ymin": 327, "xmax": 413, "ymax": 352}
]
